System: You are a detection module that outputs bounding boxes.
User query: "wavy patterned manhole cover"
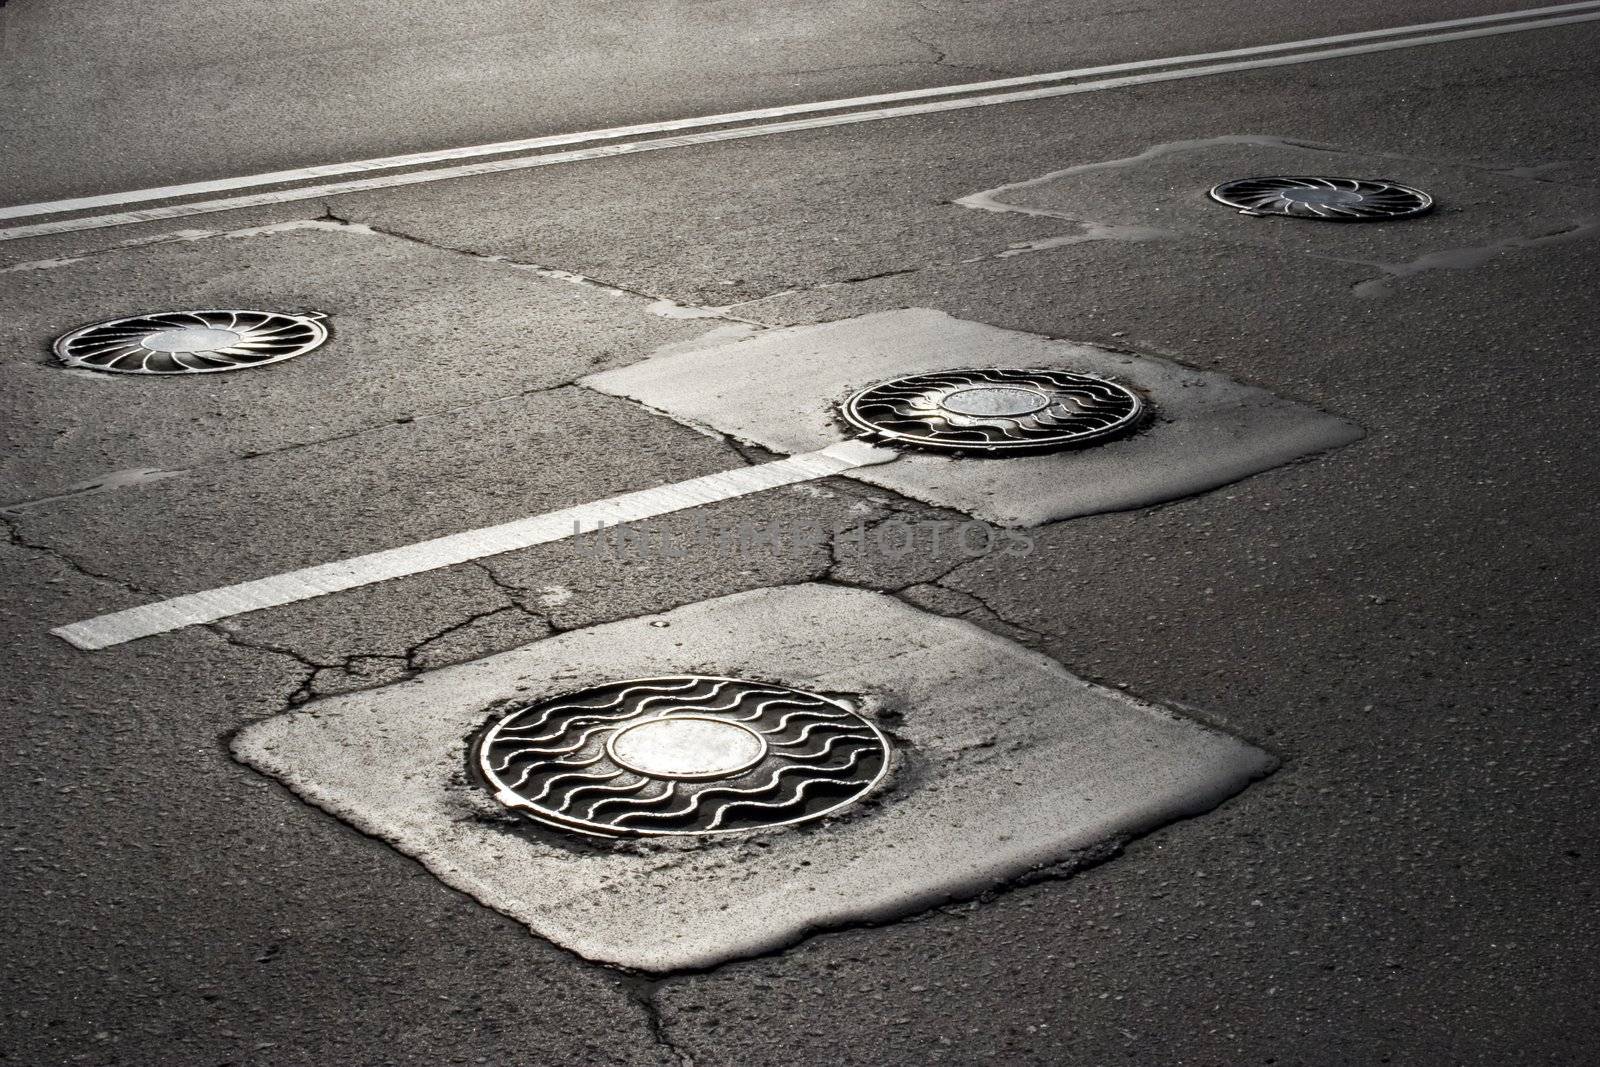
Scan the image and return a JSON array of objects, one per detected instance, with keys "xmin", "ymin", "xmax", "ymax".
[
  {"xmin": 838, "ymin": 367, "xmax": 1144, "ymax": 453},
  {"xmin": 1208, "ymin": 176, "xmax": 1434, "ymax": 221},
  {"xmin": 475, "ymin": 676, "xmax": 890, "ymax": 837},
  {"xmin": 53, "ymin": 310, "xmax": 329, "ymax": 374}
]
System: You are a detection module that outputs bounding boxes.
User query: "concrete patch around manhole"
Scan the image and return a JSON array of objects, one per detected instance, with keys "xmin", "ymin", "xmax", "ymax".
[
  {"xmin": 581, "ymin": 308, "xmax": 1361, "ymax": 527},
  {"xmin": 233, "ymin": 583, "xmax": 1274, "ymax": 973},
  {"xmin": 958, "ymin": 135, "xmax": 1600, "ymax": 278}
]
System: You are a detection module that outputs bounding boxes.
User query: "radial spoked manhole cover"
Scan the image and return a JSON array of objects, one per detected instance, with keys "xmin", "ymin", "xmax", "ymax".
[
  {"xmin": 53, "ymin": 309, "xmax": 330, "ymax": 374},
  {"xmin": 838, "ymin": 367, "xmax": 1144, "ymax": 453},
  {"xmin": 1208, "ymin": 176, "xmax": 1434, "ymax": 221},
  {"xmin": 475, "ymin": 676, "xmax": 891, "ymax": 838}
]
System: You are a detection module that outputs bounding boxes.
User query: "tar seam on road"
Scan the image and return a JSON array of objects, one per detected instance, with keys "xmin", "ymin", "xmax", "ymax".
[
  {"xmin": 4, "ymin": 3, "xmax": 1598, "ymax": 242},
  {"xmin": 50, "ymin": 440, "xmax": 899, "ymax": 650}
]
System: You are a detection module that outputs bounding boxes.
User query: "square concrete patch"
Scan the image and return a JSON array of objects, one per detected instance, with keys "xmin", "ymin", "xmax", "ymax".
[
  {"xmin": 234, "ymin": 583, "xmax": 1273, "ymax": 972},
  {"xmin": 582, "ymin": 308, "xmax": 1361, "ymax": 527}
]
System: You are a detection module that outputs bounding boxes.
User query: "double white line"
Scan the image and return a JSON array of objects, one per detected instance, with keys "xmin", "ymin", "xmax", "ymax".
[{"xmin": 6, "ymin": 2, "xmax": 1599, "ymax": 243}]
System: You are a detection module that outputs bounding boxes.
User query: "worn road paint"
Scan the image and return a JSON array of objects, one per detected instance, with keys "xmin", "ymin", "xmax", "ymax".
[
  {"xmin": 6, "ymin": 2, "xmax": 1593, "ymax": 225},
  {"xmin": 5, "ymin": 5, "xmax": 1599, "ymax": 241},
  {"xmin": 1, "ymin": 468, "xmax": 186, "ymax": 514},
  {"xmin": 51, "ymin": 440, "xmax": 898, "ymax": 650}
]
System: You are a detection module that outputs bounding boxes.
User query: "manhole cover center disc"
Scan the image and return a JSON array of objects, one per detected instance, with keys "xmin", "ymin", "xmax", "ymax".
[
  {"xmin": 141, "ymin": 327, "xmax": 243, "ymax": 353},
  {"xmin": 476, "ymin": 676, "xmax": 890, "ymax": 838},
  {"xmin": 838, "ymin": 367, "xmax": 1144, "ymax": 453},
  {"xmin": 53, "ymin": 310, "xmax": 329, "ymax": 375},
  {"xmin": 607, "ymin": 716, "xmax": 768, "ymax": 780},
  {"xmin": 1290, "ymin": 188, "xmax": 1364, "ymax": 205},
  {"xmin": 938, "ymin": 385, "xmax": 1051, "ymax": 417},
  {"xmin": 1208, "ymin": 176, "xmax": 1434, "ymax": 221}
]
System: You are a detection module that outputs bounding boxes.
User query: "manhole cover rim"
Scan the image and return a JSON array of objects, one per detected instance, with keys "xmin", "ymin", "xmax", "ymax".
[
  {"xmin": 474, "ymin": 674, "xmax": 892, "ymax": 839},
  {"xmin": 838, "ymin": 366, "xmax": 1146, "ymax": 453},
  {"xmin": 52, "ymin": 309, "xmax": 331, "ymax": 375},
  {"xmin": 1207, "ymin": 175, "xmax": 1435, "ymax": 221}
]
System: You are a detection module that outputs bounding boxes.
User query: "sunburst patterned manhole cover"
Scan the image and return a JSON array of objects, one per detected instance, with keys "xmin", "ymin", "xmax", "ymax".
[
  {"xmin": 475, "ymin": 676, "xmax": 891, "ymax": 837},
  {"xmin": 53, "ymin": 310, "xmax": 330, "ymax": 374},
  {"xmin": 1208, "ymin": 176, "xmax": 1434, "ymax": 221},
  {"xmin": 838, "ymin": 367, "xmax": 1144, "ymax": 453}
]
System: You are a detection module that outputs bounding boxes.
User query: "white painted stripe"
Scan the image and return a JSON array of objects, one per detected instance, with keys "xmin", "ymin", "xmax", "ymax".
[
  {"xmin": 5, "ymin": 10, "xmax": 1597, "ymax": 244},
  {"xmin": 51, "ymin": 440, "xmax": 899, "ymax": 650},
  {"xmin": 5, "ymin": 2, "xmax": 1596, "ymax": 226}
]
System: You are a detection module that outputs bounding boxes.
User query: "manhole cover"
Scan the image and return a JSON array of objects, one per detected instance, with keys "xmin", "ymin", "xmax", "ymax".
[
  {"xmin": 53, "ymin": 310, "xmax": 330, "ymax": 374},
  {"xmin": 1208, "ymin": 176, "xmax": 1434, "ymax": 221},
  {"xmin": 476, "ymin": 676, "xmax": 891, "ymax": 838},
  {"xmin": 838, "ymin": 367, "xmax": 1144, "ymax": 453}
]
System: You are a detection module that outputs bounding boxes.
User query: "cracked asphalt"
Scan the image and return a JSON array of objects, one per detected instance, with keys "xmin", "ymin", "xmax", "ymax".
[{"xmin": 3, "ymin": 2, "xmax": 1599, "ymax": 1064}]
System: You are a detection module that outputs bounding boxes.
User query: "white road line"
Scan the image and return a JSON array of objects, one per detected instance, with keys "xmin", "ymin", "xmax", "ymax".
[
  {"xmin": 5, "ymin": 2, "xmax": 1595, "ymax": 226},
  {"xmin": 5, "ymin": 6, "xmax": 1598, "ymax": 243},
  {"xmin": 51, "ymin": 440, "xmax": 899, "ymax": 650}
]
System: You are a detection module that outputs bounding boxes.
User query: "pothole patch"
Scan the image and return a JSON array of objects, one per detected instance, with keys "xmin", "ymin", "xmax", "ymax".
[
  {"xmin": 52, "ymin": 310, "xmax": 329, "ymax": 374},
  {"xmin": 1208, "ymin": 176, "xmax": 1434, "ymax": 221},
  {"xmin": 477, "ymin": 676, "xmax": 890, "ymax": 837},
  {"xmin": 583, "ymin": 309, "xmax": 1362, "ymax": 527},
  {"xmin": 839, "ymin": 368, "xmax": 1144, "ymax": 453},
  {"xmin": 954, "ymin": 135, "xmax": 1599, "ymax": 287}
]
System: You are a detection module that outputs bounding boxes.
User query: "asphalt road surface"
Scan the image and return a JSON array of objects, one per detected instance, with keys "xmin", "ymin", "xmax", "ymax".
[{"xmin": 3, "ymin": 2, "xmax": 1598, "ymax": 1065}]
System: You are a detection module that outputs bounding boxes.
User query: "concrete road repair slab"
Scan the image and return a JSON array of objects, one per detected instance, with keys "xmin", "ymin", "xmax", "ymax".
[
  {"xmin": 233, "ymin": 583, "xmax": 1273, "ymax": 972},
  {"xmin": 583, "ymin": 309, "xmax": 1361, "ymax": 526}
]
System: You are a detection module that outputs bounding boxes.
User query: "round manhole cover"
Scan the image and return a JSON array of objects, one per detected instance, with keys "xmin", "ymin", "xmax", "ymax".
[
  {"xmin": 53, "ymin": 310, "xmax": 330, "ymax": 374},
  {"xmin": 476, "ymin": 676, "xmax": 891, "ymax": 838},
  {"xmin": 1208, "ymin": 176, "xmax": 1434, "ymax": 221},
  {"xmin": 838, "ymin": 367, "xmax": 1144, "ymax": 453}
]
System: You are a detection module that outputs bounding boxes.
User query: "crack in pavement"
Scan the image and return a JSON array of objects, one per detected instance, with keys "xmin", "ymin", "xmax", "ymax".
[
  {"xmin": 6, "ymin": 505, "xmax": 549, "ymax": 706},
  {"xmin": 208, "ymin": 565, "xmax": 558, "ymax": 699},
  {"xmin": 6, "ymin": 513, "xmax": 342, "ymax": 705},
  {"xmin": 920, "ymin": 577, "xmax": 1049, "ymax": 645},
  {"xmin": 1351, "ymin": 215, "xmax": 1600, "ymax": 297},
  {"xmin": 0, "ymin": 226, "xmax": 232, "ymax": 273},
  {"xmin": 404, "ymin": 602, "xmax": 548, "ymax": 672},
  {"xmin": 898, "ymin": 28, "xmax": 1014, "ymax": 77},
  {"xmin": 469, "ymin": 558, "xmax": 532, "ymax": 601},
  {"xmin": 1, "ymin": 512, "xmax": 158, "ymax": 594},
  {"xmin": 824, "ymin": 516, "xmax": 1053, "ymax": 644},
  {"xmin": 713, "ymin": 226, "xmax": 1169, "ymax": 315},
  {"xmin": 0, "ymin": 468, "xmax": 188, "ymax": 515},
  {"xmin": 206, "ymin": 624, "xmax": 324, "ymax": 704},
  {"xmin": 314, "ymin": 208, "xmax": 777, "ymax": 328},
  {"xmin": 0, "ymin": 378, "xmax": 688, "ymax": 515},
  {"xmin": 3, "ymin": 390, "xmax": 577, "ymax": 519},
  {"xmin": 898, "ymin": 1, "xmax": 1019, "ymax": 74},
  {"xmin": 621, "ymin": 977, "xmax": 696, "ymax": 1067}
]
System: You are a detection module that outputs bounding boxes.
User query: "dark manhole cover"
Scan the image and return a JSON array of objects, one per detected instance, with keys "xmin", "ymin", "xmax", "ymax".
[
  {"xmin": 53, "ymin": 310, "xmax": 330, "ymax": 374},
  {"xmin": 476, "ymin": 676, "xmax": 891, "ymax": 838},
  {"xmin": 838, "ymin": 367, "xmax": 1144, "ymax": 453},
  {"xmin": 1208, "ymin": 176, "xmax": 1434, "ymax": 221}
]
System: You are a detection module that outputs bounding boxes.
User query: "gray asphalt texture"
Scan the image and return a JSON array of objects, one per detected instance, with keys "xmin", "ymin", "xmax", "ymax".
[{"xmin": 3, "ymin": 3, "xmax": 1598, "ymax": 1065}]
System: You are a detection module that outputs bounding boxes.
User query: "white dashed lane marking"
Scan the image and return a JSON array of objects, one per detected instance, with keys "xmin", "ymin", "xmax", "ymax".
[{"xmin": 51, "ymin": 441, "xmax": 898, "ymax": 650}]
